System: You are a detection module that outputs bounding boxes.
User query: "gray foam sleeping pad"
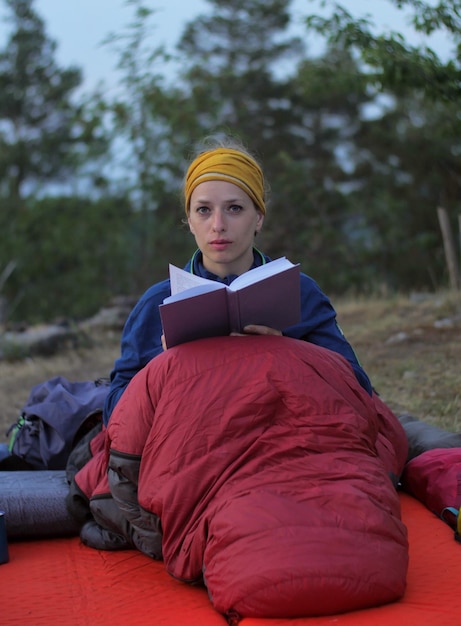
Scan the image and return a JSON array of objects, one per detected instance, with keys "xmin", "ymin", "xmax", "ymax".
[
  {"xmin": 399, "ymin": 413, "xmax": 461, "ymax": 461},
  {"xmin": 0, "ymin": 470, "xmax": 80, "ymax": 539}
]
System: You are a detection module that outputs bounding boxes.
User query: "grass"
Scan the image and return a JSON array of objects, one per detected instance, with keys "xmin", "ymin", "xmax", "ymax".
[{"xmin": 335, "ymin": 290, "xmax": 461, "ymax": 432}]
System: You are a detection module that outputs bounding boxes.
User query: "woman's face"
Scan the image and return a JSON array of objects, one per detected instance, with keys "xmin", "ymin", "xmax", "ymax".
[{"xmin": 188, "ymin": 180, "xmax": 264, "ymax": 278}]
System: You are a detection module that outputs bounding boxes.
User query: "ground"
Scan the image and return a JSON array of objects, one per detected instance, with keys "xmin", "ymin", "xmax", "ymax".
[{"xmin": 0, "ymin": 291, "xmax": 460, "ymax": 444}]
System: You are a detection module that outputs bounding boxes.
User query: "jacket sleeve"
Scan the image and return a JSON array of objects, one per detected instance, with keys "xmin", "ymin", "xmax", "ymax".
[
  {"xmin": 103, "ymin": 280, "xmax": 171, "ymax": 424},
  {"xmin": 283, "ymin": 273, "xmax": 372, "ymax": 395}
]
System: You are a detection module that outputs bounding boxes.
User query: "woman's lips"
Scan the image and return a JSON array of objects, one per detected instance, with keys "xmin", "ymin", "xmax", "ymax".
[{"xmin": 209, "ymin": 240, "xmax": 232, "ymax": 250}]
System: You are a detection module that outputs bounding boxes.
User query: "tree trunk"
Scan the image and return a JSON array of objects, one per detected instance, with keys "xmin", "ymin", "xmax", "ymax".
[{"xmin": 437, "ymin": 206, "xmax": 460, "ymax": 290}]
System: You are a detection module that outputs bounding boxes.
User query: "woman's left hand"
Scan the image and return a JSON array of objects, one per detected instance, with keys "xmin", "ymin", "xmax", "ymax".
[{"xmin": 231, "ymin": 325, "xmax": 282, "ymax": 337}]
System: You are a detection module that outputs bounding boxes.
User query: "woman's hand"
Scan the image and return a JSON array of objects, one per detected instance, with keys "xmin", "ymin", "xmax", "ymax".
[
  {"xmin": 231, "ymin": 324, "xmax": 282, "ymax": 337},
  {"xmin": 161, "ymin": 334, "xmax": 167, "ymax": 350}
]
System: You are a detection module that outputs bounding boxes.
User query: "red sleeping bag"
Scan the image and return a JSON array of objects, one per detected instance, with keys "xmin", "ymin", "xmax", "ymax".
[
  {"xmin": 75, "ymin": 336, "xmax": 409, "ymax": 619},
  {"xmin": 402, "ymin": 447, "xmax": 461, "ymax": 534}
]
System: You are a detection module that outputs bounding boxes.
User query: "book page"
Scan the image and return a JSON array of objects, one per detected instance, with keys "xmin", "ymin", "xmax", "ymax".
[
  {"xmin": 163, "ymin": 281, "xmax": 223, "ymax": 304},
  {"xmin": 229, "ymin": 257, "xmax": 296, "ymax": 291},
  {"xmin": 169, "ymin": 264, "xmax": 214, "ymax": 296}
]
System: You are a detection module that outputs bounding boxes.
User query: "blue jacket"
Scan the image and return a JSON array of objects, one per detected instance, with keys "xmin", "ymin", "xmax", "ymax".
[{"xmin": 103, "ymin": 251, "xmax": 372, "ymax": 424}]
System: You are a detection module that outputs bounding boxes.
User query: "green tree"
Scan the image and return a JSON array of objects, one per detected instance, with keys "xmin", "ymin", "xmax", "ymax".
[
  {"xmin": 305, "ymin": 0, "xmax": 461, "ymax": 101},
  {"xmin": 342, "ymin": 92, "xmax": 461, "ymax": 291},
  {"xmin": 176, "ymin": 0, "xmax": 305, "ymax": 145},
  {"xmin": 104, "ymin": 0, "xmax": 192, "ymax": 291},
  {"xmin": 0, "ymin": 0, "xmax": 107, "ymax": 201},
  {"xmin": 303, "ymin": 0, "xmax": 461, "ymax": 291},
  {"xmin": 2, "ymin": 195, "xmax": 135, "ymax": 323},
  {"xmin": 282, "ymin": 47, "xmax": 376, "ymax": 290},
  {"xmin": 0, "ymin": 0, "xmax": 125, "ymax": 323}
]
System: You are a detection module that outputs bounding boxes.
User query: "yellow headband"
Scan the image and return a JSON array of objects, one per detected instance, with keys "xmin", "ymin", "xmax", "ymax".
[{"xmin": 185, "ymin": 148, "xmax": 266, "ymax": 215}]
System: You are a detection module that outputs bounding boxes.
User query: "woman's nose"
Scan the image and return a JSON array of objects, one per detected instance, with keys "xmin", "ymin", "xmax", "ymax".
[{"xmin": 211, "ymin": 210, "xmax": 226, "ymax": 231}]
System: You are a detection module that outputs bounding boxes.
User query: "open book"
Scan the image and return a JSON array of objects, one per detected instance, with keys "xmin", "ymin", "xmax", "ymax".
[{"xmin": 160, "ymin": 257, "xmax": 301, "ymax": 348}]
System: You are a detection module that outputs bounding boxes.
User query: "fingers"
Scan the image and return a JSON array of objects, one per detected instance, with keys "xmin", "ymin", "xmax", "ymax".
[{"xmin": 241, "ymin": 325, "xmax": 282, "ymax": 336}]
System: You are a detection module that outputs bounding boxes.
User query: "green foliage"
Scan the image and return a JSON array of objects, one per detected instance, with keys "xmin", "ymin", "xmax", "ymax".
[
  {"xmin": 176, "ymin": 0, "xmax": 305, "ymax": 145},
  {"xmin": 0, "ymin": 195, "xmax": 136, "ymax": 322},
  {"xmin": 303, "ymin": 0, "xmax": 461, "ymax": 291},
  {"xmin": 0, "ymin": 0, "xmax": 109, "ymax": 201},
  {"xmin": 346, "ymin": 92, "xmax": 461, "ymax": 291},
  {"xmin": 305, "ymin": 0, "xmax": 461, "ymax": 100},
  {"xmin": 102, "ymin": 0, "xmax": 190, "ymax": 293}
]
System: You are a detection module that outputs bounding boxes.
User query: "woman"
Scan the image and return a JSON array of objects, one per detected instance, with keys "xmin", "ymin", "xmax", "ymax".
[
  {"xmin": 103, "ymin": 138, "xmax": 372, "ymax": 425},
  {"xmin": 70, "ymin": 139, "xmax": 409, "ymax": 619}
]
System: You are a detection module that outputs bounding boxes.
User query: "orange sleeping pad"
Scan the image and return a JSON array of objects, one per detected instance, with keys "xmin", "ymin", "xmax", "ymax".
[{"xmin": 1, "ymin": 493, "xmax": 460, "ymax": 625}]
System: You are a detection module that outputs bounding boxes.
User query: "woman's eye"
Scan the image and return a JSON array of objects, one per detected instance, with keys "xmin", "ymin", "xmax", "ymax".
[
  {"xmin": 228, "ymin": 204, "xmax": 243, "ymax": 213},
  {"xmin": 196, "ymin": 206, "xmax": 210, "ymax": 215}
]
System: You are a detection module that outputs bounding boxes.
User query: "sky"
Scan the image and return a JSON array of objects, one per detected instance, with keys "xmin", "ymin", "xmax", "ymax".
[{"xmin": 0, "ymin": 0, "xmax": 453, "ymax": 97}]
